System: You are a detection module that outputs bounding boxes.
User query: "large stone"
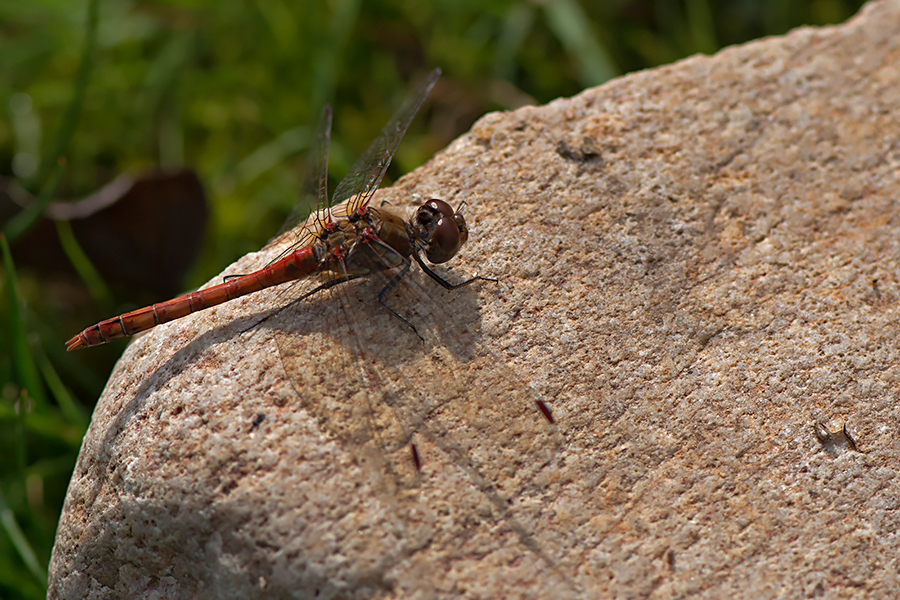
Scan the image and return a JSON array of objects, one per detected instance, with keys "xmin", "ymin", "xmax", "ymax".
[{"xmin": 50, "ymin": 1, "xmax": 900, "ymax": 598}]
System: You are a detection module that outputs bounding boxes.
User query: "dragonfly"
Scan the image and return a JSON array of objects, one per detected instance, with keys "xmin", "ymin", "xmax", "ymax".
[
  {"xmin": 67, "ymin": 69, "xmax": 470, "ymax": 351},
  {"xmin": 66, "ymin": 68, "xmax": 556, "ymax": 487}
]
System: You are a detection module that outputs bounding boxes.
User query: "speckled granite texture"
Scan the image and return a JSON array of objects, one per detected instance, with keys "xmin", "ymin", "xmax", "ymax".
[{"xmin": 50, "ymin": 1, "xmax": 900, "ymax": 598}]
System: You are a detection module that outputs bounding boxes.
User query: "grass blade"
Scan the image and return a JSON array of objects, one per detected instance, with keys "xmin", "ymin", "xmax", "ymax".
[
  {"xmin": 0, "ymin": 487, "xmax": 47, "ymax": 587},
  {"xmin": 543, "ymin": 0, "xmax": 617, "ymax": 86},
  {"xmin": 1, "ymin": 234, "xmax": 47, "ymax": 409},
  {"xmin": 3, "ymin": 163, "xmax": 63, "ymax": 243},
  {"xmin": 55, "ymin": 218, "xmax": 112, "ymax": 310},
  {"xmin": 4, "ymin": 0, "xmax": 98, "ymax": 242},
  {"xmin": 37, "ymin": 0, "xmax": 99, "ymax": 186},
  {"xmin": 36, "ymin": 347, "xmax": 89, "ymax": 430}
]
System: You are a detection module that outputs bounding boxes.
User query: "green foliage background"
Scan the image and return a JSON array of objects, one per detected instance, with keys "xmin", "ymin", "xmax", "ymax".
[{"xmin": 0, "ymin": 0, "xmax": 866, "ymax": 596}]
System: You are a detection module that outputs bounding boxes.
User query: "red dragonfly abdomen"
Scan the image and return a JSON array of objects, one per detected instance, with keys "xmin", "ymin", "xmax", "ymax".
[{"xmin": 66, "ymin": 247, "xmax": 321, "ymax": 350}]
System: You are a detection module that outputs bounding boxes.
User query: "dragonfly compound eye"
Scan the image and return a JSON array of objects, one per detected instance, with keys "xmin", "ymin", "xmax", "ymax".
[{"xmin": 418, "ymin": 199, "xmax": 468, "ymax": 264}]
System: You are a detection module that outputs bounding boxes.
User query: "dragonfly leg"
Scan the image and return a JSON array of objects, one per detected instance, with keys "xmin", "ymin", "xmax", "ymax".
[
  {"xmin": 411, "ymin": 251, "xmax": 498, "ymax": 290},
  {"xmin": 298, "ymin": 273, "xmax": 367, "ymax": 301},
  {"xmin": 239, "ymin": 274, "xmax": 367, "ymax": 335},
  {"xmin": 377, "ymin": 260, "xmax": 424, "ymax": 341}
]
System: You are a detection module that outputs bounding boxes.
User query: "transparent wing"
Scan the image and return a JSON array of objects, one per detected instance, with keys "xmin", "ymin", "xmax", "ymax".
[
  {"xmin": 274, "ymin": 104, "xmax": 333, "ymax": 249},
  {"xmin": 332, "ymin": 68, "xmax": 441, "ymax": 215},
  {"xmin": 271, "ymin": 257, "xmax": 562, "ymax": 582},
  {"xmin": 274, "ymin": 252, "xmax": 558, "ymax": 501}
]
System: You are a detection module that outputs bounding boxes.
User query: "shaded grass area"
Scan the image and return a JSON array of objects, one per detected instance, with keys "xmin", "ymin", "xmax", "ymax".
[{"xmin": 0, "ymin": 1, "xmax": 866, "ymax": 597}]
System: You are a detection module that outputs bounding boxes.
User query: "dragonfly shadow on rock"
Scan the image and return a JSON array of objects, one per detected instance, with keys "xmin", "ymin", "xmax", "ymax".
[
  {"xmin": 267, "ymin": 264, "xmax": 566, "ymax": 577},
  {"xmin": 262, "ymin": 258, "xmax": 557, "ymax": 517},
  {"xmin": 68, "ymin": 256, "xmax": 571, "ymax": 600}
]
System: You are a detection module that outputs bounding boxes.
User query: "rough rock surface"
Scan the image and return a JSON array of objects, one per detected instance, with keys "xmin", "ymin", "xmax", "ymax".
[{"xmin": 50, "ymin": 2, "xmax": 900, "ymax": 598}]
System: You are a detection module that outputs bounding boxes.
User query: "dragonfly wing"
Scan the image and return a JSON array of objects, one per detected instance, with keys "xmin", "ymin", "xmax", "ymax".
[
  {"xmin": 273, "ymin": 261, "xmax": 562, "ymax": 584},
  {"xmin": 275, "ymin": 276, "xmax": 417, "ymax": 491},
  {"xmin": 369, "ymin": 264, "xmax": 560, "ymax": 494},
  {"xmin": 274, "ymin": 258, "xmax": 558, "ymax": 501},
  {"xmin": 274, "ymin": 105, "xmax": 333, "ymax": 248},
  {"xmin": 331, "ymin": 69, "xmax": 441, "ymax": 214}
]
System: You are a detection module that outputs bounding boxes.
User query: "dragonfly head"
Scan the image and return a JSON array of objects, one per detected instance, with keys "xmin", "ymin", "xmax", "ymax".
[{"xmin": 413, "ymin": 199, "xmax": 469, "ymax": 264}]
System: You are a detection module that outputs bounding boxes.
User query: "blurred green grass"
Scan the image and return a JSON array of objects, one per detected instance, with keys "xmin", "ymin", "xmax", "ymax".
[{"xmin": 0, "ymin": 0, "xmax": 866, "ymax": 597}]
